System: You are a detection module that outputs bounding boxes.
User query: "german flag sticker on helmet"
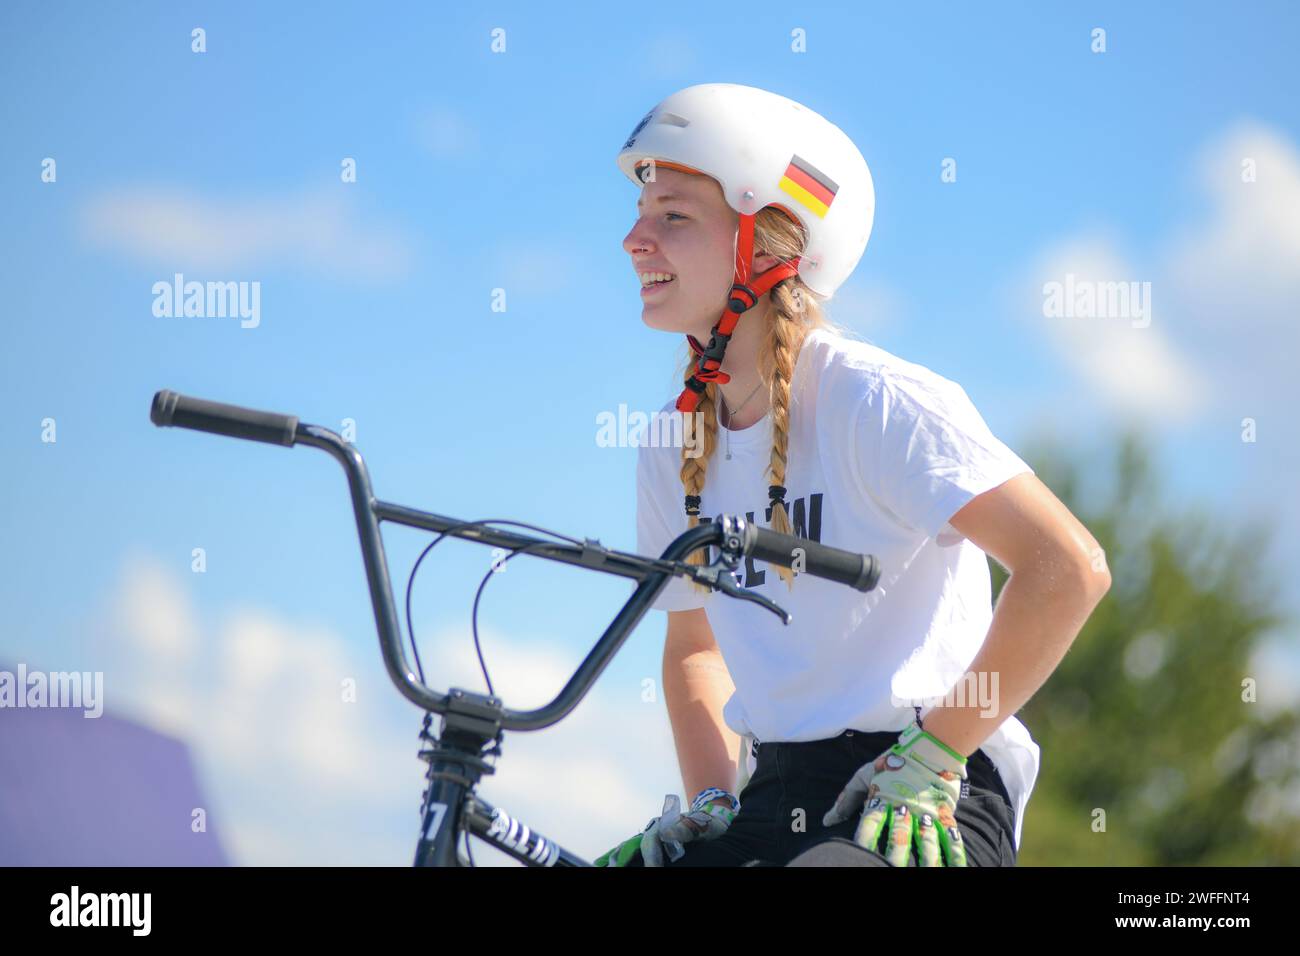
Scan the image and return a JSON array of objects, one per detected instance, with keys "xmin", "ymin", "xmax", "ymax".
[{"xmin": 778, "ymin": 154, "xmax": 838, "ymax": 219}]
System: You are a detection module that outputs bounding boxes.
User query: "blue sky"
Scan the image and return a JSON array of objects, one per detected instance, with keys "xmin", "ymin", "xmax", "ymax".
[{"xmin": 2, "ymin": 1, "xmax": 1298, "ymax": 864}]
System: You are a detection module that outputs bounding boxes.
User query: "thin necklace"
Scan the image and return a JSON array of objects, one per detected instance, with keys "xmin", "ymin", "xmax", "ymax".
[{"xmin": 719, "ymin": 380, "xmax": 764, "ymax": 460}]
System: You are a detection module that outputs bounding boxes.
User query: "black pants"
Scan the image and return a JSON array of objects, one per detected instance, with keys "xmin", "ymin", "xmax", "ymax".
[{"xmin": 627, "ymin": 729, "xmax": 1017, "ymax": 867}]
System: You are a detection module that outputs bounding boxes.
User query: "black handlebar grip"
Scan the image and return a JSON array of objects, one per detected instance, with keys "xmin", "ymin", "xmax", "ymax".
[
  {"xmin": 150, "ymin": 390, "xmax": 300, "ymax": 447},
  {"xmin": 747, "ymin": 525, "xmax": 880, "ymax": 592}
]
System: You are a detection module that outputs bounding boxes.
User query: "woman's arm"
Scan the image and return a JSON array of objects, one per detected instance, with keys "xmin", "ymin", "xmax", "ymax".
[
  {"xmin": 920, "ymin": 472, "xmax": 1112, "ymax": 757},
  {"xmin": 663, "ymin": 608, "xmax": 744, "ymax": 800}
]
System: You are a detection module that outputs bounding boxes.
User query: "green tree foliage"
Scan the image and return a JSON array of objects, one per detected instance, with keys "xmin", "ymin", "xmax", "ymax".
[{"xmin": 996, "ymin": 431, "xmax": 1300, "ymax": 865}]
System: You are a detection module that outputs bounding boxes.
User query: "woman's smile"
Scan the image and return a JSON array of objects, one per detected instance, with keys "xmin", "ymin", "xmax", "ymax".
[{"xmin": 640, "ymin": 275, "xmax": 676, "ymax": 298}]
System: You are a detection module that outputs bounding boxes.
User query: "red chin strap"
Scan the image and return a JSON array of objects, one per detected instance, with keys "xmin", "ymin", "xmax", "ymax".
[{"xmin": 676, "ymin": 210, "xmax": 800, "ymax": 413}]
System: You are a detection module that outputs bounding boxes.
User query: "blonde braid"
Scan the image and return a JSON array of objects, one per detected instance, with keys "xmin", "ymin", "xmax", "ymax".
[
  {"xmin": 757, "ymin": 281, "xmax": 806, "ymax": 590},
  {"xmin": 679, "ymin": 372, "xmax": 719, "ymax": 592}
]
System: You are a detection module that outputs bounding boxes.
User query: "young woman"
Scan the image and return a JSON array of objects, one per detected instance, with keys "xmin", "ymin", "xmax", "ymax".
[{"xmin": 597, "ymin": 84, "xmax": 1111, "ymax": 867}]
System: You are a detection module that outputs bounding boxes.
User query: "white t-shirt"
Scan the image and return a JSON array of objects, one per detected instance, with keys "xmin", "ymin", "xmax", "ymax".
[{"xmin": 635, "ymin": 327, "xmax": 1041, "ymax": 850}]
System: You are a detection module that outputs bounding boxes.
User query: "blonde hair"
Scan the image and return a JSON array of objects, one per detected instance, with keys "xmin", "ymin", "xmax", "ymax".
[{"xmin": 678, "ymin": 203, "xmax": 859, "ymax": 593}]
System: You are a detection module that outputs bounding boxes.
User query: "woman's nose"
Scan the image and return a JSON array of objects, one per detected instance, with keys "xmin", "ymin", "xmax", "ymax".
[{"xmin": 623, "ymin": 218, "xmax": 656, "ymax": 255}]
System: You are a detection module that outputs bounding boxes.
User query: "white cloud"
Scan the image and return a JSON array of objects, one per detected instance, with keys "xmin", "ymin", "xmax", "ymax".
[
  {"xmin": 80, "ymin": 185, "xmax": 414, "ymax": 280},
  {"xmin": 1164, "ymin": 119, "xmax": 1300, "ymax": 312},
  {"xmin": 98, "ymin": 553, "xmax": 690, "ymax": 866},
  {"xmin": 204, "ymin": 607, "xmax": 410, "ymax": 799},
  {"xmin": 1156, "ymin": 120, "xmax": 1300, "ymax": 412},
  {"xmin": 1020, "ymin": 233, "xmax": 1207, "ymax": 424},
  {"xmin": 112, "ymin": 552, "xmax": 201, "ymax": 662},
  {"xmin": 100, "ymin": 554, "xmax": 418, "ymax": 862},
  {"xmin": 1019, "ymin": 120, "xmax": 1300, "ymax": 428}
]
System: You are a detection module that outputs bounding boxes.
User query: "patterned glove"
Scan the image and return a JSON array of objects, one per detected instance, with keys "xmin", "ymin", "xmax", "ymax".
[
  {"xmin": 594, "ymin": 787, "xmax": 740, "ymax": 867},
  {"xmin": 822, "ymin": 721, "xmax": 969, "ymax": 867}
]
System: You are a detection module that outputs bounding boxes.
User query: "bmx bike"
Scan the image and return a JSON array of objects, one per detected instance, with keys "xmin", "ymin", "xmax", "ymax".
[{"xmin": 149, "ymin": 389, "xmax": 891, "ymax": 867}]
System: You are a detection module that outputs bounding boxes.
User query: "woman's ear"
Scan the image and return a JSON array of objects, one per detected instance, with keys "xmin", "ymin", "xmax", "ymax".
[{"xmin": 752, "ymin": 251, "xmax": 781, "ymax": 273}]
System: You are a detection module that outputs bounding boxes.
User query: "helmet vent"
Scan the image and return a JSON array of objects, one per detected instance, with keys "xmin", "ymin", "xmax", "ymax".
[{"xmin": 656, "ymin": 112, "xmax": 689, "ymax": 128}]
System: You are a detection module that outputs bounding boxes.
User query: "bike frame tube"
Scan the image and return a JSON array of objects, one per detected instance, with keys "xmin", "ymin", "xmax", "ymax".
[{"xmin": 461, "ymin": 794, "xmax": 588, "ymax": 867}]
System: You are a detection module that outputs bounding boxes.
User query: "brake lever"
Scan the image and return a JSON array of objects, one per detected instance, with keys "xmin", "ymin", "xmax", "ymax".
[
  {"xmin": 684, "ymin": 563, "xmax": 792, "ymax": 625},
  {"xmin": 715, "ymin": 573, "xmax": 792, "ymax": 624}
]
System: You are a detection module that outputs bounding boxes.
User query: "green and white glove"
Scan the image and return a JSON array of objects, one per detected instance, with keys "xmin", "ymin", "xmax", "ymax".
[
  {"xmin": 594, "ymin": 787, "xmax": 740, "ymax": 867},
  {"xmin": 822, "ymin": 721, "xmax": 969, "ymax": 867}
]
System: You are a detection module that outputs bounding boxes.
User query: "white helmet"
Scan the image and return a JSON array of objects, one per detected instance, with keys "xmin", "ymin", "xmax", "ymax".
[{"xmin": 616, "ymin": 83, "xmax": 875, "ymax": 299}]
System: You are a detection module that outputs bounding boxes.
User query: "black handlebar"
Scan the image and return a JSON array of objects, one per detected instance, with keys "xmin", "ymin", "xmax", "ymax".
[
  {"xmin": 151, "ymin": 389, "xmax": 299, "ymax": 447},
  {"xmin": 746, "ymin": 523, "xmax": 879, "ymax": 592},
  {"xmin": 149, "ymin": 389, "xmax": 881, "ymax": 727}
]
